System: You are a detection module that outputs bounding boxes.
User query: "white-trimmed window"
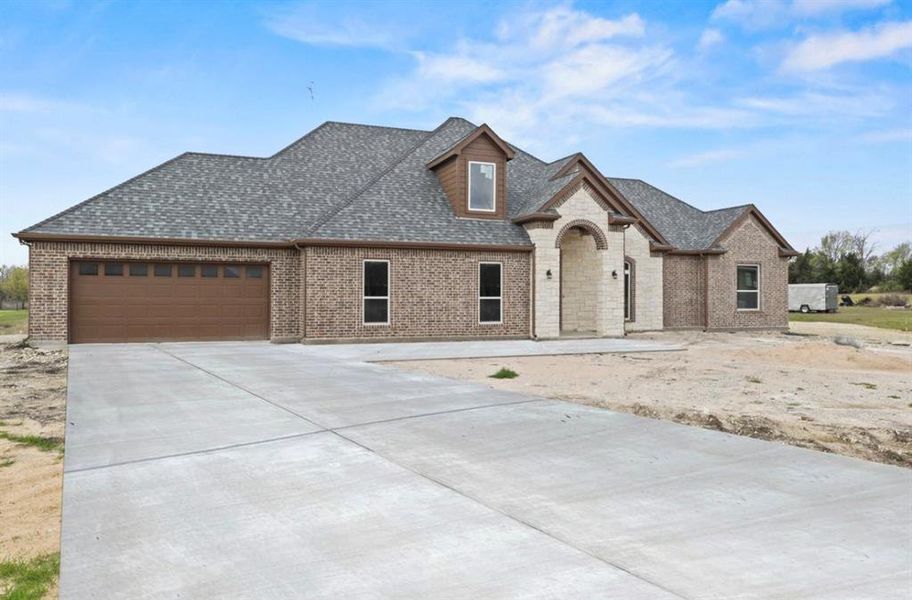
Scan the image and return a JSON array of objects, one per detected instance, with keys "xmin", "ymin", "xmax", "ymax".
[
  {"xmin": 479, "ymin": 262, "xmax": 502, "ymax": 323},
  {"xmin": 736, "ymin": 264, "xmax": 760, "ymax": 311},
  {"xmin": 363, "ymin": 260, "xmax": 389, "ymax": 324},
  {"xmin": 468, "ymin": 161, "xmax": 496, "ymax": 212}
]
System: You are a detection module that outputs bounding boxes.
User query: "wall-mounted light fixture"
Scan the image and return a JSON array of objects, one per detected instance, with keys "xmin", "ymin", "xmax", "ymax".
[
  {"xmin": 611, "ymin": 270, "xmax": 618, "ymax": 279},
  {"xmin": 546, "ymin": 269, "xmax": 552, "ymax": 280}
]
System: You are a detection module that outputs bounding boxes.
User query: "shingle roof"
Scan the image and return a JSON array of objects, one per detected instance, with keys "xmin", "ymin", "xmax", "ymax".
[
  {"xmin": 606, "ymin": 178, "xmax": 750, "ymax": 250},
  {"xmin": 20, "ymin": 117, "xmax": 755, "ymax": 251}
]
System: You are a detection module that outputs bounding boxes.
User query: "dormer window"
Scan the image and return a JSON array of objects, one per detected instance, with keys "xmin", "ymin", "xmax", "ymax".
[{"xmin": 468, "ymin": 161, "xmax": 496, "ymax": 212}]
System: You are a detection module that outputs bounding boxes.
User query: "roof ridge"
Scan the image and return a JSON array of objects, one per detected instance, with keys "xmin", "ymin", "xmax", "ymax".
[
  {"xmin": 303, "ymin": 117, "xmax": 462, "ymax": 238},
  {"xmin": 17, "ymin": 152, "xmax": 192, "ymax": 235},
  {"xmin": 184, "ymin": 151, "xmax": 267, "ymax": 161},
  {"xmin": 703, "ymin": 203, "xmax": 751, "ymax": 214},
  {"xmin": 323, "ymin": 120, "xmax": 434, "ymax": 133}
]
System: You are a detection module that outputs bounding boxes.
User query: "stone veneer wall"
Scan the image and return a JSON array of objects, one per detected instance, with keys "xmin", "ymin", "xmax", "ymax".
[
  {"xmin": 559, "ymin": 229, "xmax": 599, "ymax": 332},
  {"xmin": 525, "ymin": 186, "xmax": 625, "ymax": 338},
  {"xmin": 705, "ymin": 214, "xmax": 789, "ymax": 330},
  {"xmin": 27, "ymin": 241, "xmax": 301, "ymax": 342},
  {"xmin": 623, "ymin": 224, "xmax": 663, "ymax": 331},
  {"xmin": 303, "ymin": 246, "xmax": 530, "ymax": 340}
]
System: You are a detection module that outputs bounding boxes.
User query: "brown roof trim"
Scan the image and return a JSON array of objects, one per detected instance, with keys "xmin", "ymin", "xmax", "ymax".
[
  {"xmin": 707, "ymin": 204, "xmax": 796, "ymax": 252},
  {"xmin": 512, "ymin": 212, "xmax": 561, "ymax": 225},
  {"xmin": 608, "ymin": 214, "xmax": 637, "ymax": 225},
  {"xmin": 294, "ymin": 237, "xmax": 533, "ymax": 252},
  {"xmin": 778, "ymin": 248, "xmax": 800, "ymax": 257},
  {"xmin": 545, "ymin": 154, "xmax": 670, "ymax": 246},
  {"xmin": 426, "ymin": 123, "xmax": 516, "ymax": 169},
  {"xmin": 13, "ymin": 232, "xmax": 294, "ymax": 248},
  {"xmin": 649, "ymin": 242, "xmax": 675, "ymax": 253}
]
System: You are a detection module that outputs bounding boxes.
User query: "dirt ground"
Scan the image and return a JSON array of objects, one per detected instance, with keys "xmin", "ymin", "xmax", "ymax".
[
  {"xmin": 393, "ymin": 324, "xmax": 912, "ymax": 468},
  {"xmin": 0, "ymin": 339, "xmax": 67, "ymax": 597}
]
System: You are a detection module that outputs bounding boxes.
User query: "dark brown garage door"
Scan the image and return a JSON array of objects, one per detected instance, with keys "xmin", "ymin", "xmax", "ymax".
[{"xmin": 70, "ymin": 261, "xmax": 269, "ymax": 343}]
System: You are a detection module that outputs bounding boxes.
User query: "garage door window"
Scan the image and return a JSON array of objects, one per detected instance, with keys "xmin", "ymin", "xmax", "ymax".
[
  {"xmin": 246, "ymin": 266, "xmax": 263, "ymax": 278},
  {"xmin": 104, "ymin": 263, "xmax": 123, "ymax": 276},
  {"xmin": 737, "ymin": 265, "xmax": 760, "ymax": 310},
  {"xmin": 154, "ymin": 264, "xmax": 171, "ymax": 277},
  {"xmin": 224, "ymin": 266, "xmax": 241, "ymax": 278},
  {"xmin": 178, "ymin": 265, "xmax": 196, "ymax": 278},
  {"xmin": 78, "ymin": 263, "xmax": 98, "ymax": 276},
  {"xmin": 129, "ymin": 264, "xmax": 148, "ymax": 277},
  {"xmin": 201, "ymin": 265, "xmax": 218, "ymax": 278},
  {"xmin": 363, "ymin": 260, "xmax": 389, "ymax": 325}
]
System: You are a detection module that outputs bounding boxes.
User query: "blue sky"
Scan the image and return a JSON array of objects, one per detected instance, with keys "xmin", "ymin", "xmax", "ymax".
[{"xmin": 1, "ymin": 0, "xmax": 911, "ymax": 265}]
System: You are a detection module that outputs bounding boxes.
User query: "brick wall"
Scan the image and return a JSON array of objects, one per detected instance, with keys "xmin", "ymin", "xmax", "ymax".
[
  {"xmin": 663, "ymin": 254, "xmax": 706, "ymax": 328},
  {"xmin": 27, "ymin": 241, "xmax": 301, "ymax": 342},
  {"xmin": 303, "ymin": 246, "xmax": 530, "ymax": 340},
  {"xmin": 706, "ymin": 215, "xmax": 789, "ymax": 330}
]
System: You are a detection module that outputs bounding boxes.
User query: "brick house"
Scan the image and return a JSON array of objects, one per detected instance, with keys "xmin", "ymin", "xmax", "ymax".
[{"xmin": 14, "ymin": 117, "xmax": 798, "ymax": 344}]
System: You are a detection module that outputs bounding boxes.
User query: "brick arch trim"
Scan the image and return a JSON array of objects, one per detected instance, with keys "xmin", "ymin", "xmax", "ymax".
[{"xmin": 554, "ymin": 219, "xmax": 608, "ymax": 250}]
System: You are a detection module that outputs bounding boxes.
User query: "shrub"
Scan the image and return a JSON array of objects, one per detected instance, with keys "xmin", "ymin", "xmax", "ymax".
[{"xmin": 875, "ymin": 294, "xmax": 909, "ymax": 307}]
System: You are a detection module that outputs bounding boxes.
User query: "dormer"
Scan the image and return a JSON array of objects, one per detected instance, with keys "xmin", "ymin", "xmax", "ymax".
[{"xmin": 427, "ymin": 124, "xmax": 515, "ymax": 220}]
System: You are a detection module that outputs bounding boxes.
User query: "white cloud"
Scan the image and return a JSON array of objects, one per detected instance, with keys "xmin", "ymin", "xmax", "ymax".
[
  {"xmin": 497, "ymin": 6, "xmax": 644, "ymax": 52},
  {"xmin": 264, "ymin": 5, "xmax": 401, "ymax": 49},
  {"xmin": 736, "ymin": 90, "xmax": 893, "ymax": 118},
  {"xmin": 860, "ymin": 128, "xmax": 912, "ymax": 142},
  {"xmin": 698, "ymin": 29, "xmax": 725, "ymax": 50},
  {"xmin": 782, "ymin": 21, "xmax": 912, "ymax": 71},
  {"xmin": 791, "ymin": 0, "xmax": 890, "ymax": 17},
  {"xmin": 0, "ymin": 92, "xmax": 71, "ymax": 112},
  {"xmin": 668, "ymin": 148, "xmax": 743, "ymax": 168},
  {"xmin": 712, "ymin": 0, "xmax": 892, "ymax": 30},
  {"xmin": 412, "ymin": 52, "xmax": 504, "ymax": 85}
]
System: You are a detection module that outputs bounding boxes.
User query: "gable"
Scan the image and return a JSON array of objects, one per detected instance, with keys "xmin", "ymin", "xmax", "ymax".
[{"xmin": 430, "ymin": 129, "xmax": 510, "ymax": 220}]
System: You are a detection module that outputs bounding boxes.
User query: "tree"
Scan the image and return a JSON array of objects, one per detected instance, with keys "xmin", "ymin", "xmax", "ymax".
[
  {"xmin": 835, "ymin": 253, "xmax": 866, "ymax": 293},
  {"xmin": 895, "ymin": 260, "xmax": 912, "ymax": 292},
  {"xmin": 878, "ymin": 242, "xmax": 911, "ymax": 275},
  {"xmin": 0, "ymin": 266, "xmax": 28, "ymax": 309},
  {"xmin": 788, "ymin": 249, "xmax": 816, "ymax": 283},
  {"xmin": 819, "ymin": 231, "xmax": 854, "ymax": 263}
]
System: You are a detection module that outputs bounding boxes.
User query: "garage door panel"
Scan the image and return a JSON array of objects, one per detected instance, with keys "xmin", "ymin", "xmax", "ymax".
[{"xmin": 70, "ymin": 261, "xmax": 270, "ymax": 343}]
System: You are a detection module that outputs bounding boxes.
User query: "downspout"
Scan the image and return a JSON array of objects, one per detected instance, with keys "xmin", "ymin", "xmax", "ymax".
[
  {"xmin": 292, "ymin": 240, "xmax": 307, "ymax": 341},
  {"xmin": 621, "ymin": 223, "xmax": 630, "ymax": 336},
  {"xmin": 530, "ymin": 249, "xmax": 536, "ymax": 340}
]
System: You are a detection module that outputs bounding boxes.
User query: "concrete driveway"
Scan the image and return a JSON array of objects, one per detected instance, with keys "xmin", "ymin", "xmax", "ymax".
[{"xmin": 61, "ymin": 341, "xmax": 911, "ymax": 599}]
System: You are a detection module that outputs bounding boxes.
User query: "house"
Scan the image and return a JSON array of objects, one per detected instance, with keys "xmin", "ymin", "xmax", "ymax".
[{"xmin": 14, "ymin": 117, "xmax": 798, "ymax": 344}]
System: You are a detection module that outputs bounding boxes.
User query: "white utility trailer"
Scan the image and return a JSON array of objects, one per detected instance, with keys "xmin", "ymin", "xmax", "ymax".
[{"xmin": 788, "ymin": 283, "xmax": 839, "ymax": 313}]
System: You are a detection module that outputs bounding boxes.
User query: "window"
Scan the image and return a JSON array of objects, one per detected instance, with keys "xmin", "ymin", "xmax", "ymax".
[
  {"xmin": 178, "ymin": 264, "xmax": 196, "ymax": 278},
  {"xmin": 201, "ymin": 265, "xmax": 218, "ymax": 278},
  {"xmin": 224, "ymin": 265, "xmax": 241, "ymax": 278},
  {"xmin": 246, "ymin": 266, "xmax": 263, "ymax": 279},
  {"xmin": 154, "ymin": 264, "xmax": 172, "ymax": 277},
  {"xmin": 479, "ymin": 262, "xmax": 502, "ymax": 323},
  {"xmin": 104, "ymin": 263, "xmax": 123, "ymax": 276},
  {"xmin": 468, "ymin": 161, "xmax": 496, "ymax": 212},
  {"xmin": 129, "ymin": 263, "xmax": 148, "ymax": 277},
  {"xmin": 737, "ymin": 265, "xmax": 760, "ymax": 310},
  {"xmin": 624, "ymin": 261, "xmax": 632, "ymax": 321},
  {"xmin": 78, "ymin": 262, "xmax": 98, "ymax": 276},
  {"xmin": 363, "ymin": 260, "xmax": 389, "ymax": 324}
]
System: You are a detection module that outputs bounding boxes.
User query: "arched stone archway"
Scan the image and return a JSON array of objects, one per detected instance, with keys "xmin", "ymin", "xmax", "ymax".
[
  {"xmin": 554, "ymin": 219, "xmax": 608, "ymax": 250},
  {"xmin": 557, "ymin": 221, "xmax": 606, "ymax": 334}
]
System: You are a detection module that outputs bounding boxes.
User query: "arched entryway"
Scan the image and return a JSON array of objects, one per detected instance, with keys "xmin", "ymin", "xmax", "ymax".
[{"xmin": 555, "ymin": 219, "xmax": 606, "ymax": 335}]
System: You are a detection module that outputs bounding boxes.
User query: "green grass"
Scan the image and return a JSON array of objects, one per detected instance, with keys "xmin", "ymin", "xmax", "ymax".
[
  {"xmin": 0, "ymin": 432, "xmax": 63, "ymax": 453},
  {"xmin": 0, "ymin": 310, "xmax": 27, "ymax": 335},
  {"xmin": 789, "ymin": 306, "xmax": 911, "ymax": 332},
  {"xmin": 0, "ymin": 553, "xmax": 59, "ymax": 600},
  {"xmin": 489, "ymin": 367, "xmax": 519, "ymax": 379}
]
